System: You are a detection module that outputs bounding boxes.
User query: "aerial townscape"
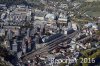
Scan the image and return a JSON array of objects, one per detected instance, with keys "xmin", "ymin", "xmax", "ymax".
[{"xmin": 0, "ymin": 0, "xmax": 100, "ymax": 66}]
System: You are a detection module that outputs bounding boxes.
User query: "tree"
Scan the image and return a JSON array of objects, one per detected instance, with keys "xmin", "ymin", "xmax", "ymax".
[
  {"xmin": 95, "ymin": 30, "xmax": 100, "ymax": 35},
  {"xmin": 59, "ymin": 63, "xmax": 67, "ymax": 66},
  {"xmin": 0, "ymin": 60, "xmax": 10, "ymax": 66},
  {"xmin": 0, "ymin": 45, "xmax": 16, "ymax": 66},
  {"xmin": 75, "ymin": 49, "xmax": 100, "ymax": 66}
]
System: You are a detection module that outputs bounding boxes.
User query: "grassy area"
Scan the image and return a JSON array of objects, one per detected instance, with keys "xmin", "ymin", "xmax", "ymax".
[
  {"xmin": 86, "ymin": 11, "xmax": 100, "ymax": 17},
  {"xmin": 78, "ymin": 2, "xmax": 100, "ymax": 17}
]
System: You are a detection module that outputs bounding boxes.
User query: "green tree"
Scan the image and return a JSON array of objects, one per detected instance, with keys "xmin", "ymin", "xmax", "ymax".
[{"xmin": 59, "ymin": 63, "xmax": 67, "ymax": 66}]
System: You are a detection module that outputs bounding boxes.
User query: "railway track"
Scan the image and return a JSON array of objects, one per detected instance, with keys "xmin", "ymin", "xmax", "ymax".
[{"xmin": 21, "ymin": 31, "xmax": 78, "ymax": 63}]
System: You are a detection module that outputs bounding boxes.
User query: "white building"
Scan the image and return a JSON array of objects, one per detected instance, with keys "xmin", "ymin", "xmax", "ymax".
[
  {"xmin": 45, "ymin": 13, "xmax": 55, "ymax": 21},
  {"xmin": 72, "ymin": 23, "xmax": 78, "ymax": 30},
  {"xmin": 1, "ymin": 5, "xmax": 32, "ymax": 22},
  {"xmin": 59, "ymin": 4, "xmax": 68, "ymax": 8},
  {"xmin": 0, "ymin": 29, "xmax": 5, "ymax": 36},
  {"xmin": 34, "ymin": 10, "xmax": 47, "ymax": 20},
  {"xmin": 84, "ymin": 23, "xmax": 98, "ymax": 30},
  {"xmin": 0, "ymin": 4, "xmax": 7, "ymax": 10}
]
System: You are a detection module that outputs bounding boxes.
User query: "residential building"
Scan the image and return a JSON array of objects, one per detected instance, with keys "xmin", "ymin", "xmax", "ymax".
[{"xmin": 1, "ymin": 4, "xmax": 32, "ymax": 22}]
